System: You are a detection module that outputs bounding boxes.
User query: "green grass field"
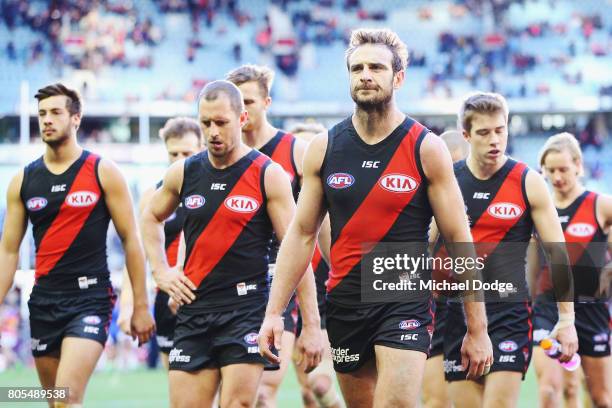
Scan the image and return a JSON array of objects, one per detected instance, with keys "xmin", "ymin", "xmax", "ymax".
[{"xmin": 0, "ymin": 364, "xmax": 542, "ymax": 407}]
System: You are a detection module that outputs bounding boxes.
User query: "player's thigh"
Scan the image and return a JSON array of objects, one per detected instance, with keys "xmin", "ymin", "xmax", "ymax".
[
  {"xmin": 483, "ymin": 371, "xmax": 523, "ymax": 408},
  {"xmin": 261, "ymin": 330, "xmax": 295, "ymax": 388},
  {"xmin": 448, "ymin": 380, "xmax": 484, "ymax": 408},
  {"xmin": 169, "ymin": 368, "xmax": 220, "ymax": 408},
  {"xmin": 220, "ymin": 363, "xmax": 264, "ymax": 407},
  {"xmin": 374, "ymin": 345, "xmax": 427, "ymax": 408},
  {"xmin": 533, "ymin": 346, "xmax": 563, "ymax": 389},
  {"xmin": 335, "ymin": 357, "xmax": 377, "ymax": 408},
  {"xmin": 581, "ymin": 355, "xmax": 612, "ymax": 406},
  {"xmin": 423, "ymin": 354, "xmax": 451, "ymax": 408},
  {"xmin": 54, "ymin": 337, "xmax": 105, "ymax": 403},
  {"xmin": 34, "ymin": 353, "xmax": 60, "ymax": 408}
]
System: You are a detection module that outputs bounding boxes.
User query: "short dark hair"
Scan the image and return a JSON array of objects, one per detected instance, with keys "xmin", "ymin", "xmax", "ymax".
[
  {"xmin": 159, "ymin": 117, "xmax": 202, "ymax": 144},
  {"xmin": 197, "ymin": 80, "xmax": 244, "ymax": 116},
  {"xmin": 35, "ymin": 83, "xmax": 82, "ymax": 116}
]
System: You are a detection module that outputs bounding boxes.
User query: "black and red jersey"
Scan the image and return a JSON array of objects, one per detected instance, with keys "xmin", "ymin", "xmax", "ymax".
[
  {"xmin": 538, "ymin": 191, "xmax": 608, "ymax": 298},
  {"xmin": 180, "ymin": 149, "xmax": 273, "ymax": 311},
  {"xmin": 321, "ymin": 116, "xmax": 433, "ymax": 306},
  {"xmin": 454, "ymin": 158, "xmax": 534, "ymax": 299},
  {"xmin": 20, "ymin": 150, "xmax": 111, "ymax": 290},
  {"xmin": 311, "ymin": 244, "xmax": 329, "ymax": 303},
  {"xmin": 156, "ymin": 180, "xmax": 185, "ymax": 267}
]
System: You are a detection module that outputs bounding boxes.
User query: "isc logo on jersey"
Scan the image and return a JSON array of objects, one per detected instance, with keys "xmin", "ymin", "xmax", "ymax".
[
  {"xmin": 487, "ymin": 202, "xmax": 523, "ymax": 220},
  {"xmin": 566, "ymin": 222, "xmax": 595, "ymax": 237},
  {"xmin": 379, "ymin": 174, "xmax": 419, "ymax": 193},
  {"xmin": 66, "ymin": 191, "xmax": 99, "ymax": 208},
  {"xmin": 26, "ymin": 197, "xmax": 48, "ymax": 211},
  {"xmin": 327, "ymin": 173, "xmax": 355, "ymax": 189},
  {"xmin": 185, "ymin": 194, "xmax": 205, "ymax": 209},
  {"xmin": 498, "ymin": 340, "xmax": 518, "ymax": 352},
  {"xmin": 225, "ymin": 195, "xmax": 259, "ymax": 213},
  {"xmin": 399, "ymin": 319, "xmax": 420, "ymax": 330}
]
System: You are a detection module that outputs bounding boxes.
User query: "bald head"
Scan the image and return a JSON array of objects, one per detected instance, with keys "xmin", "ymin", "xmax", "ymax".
[{"xmin": 440, "ymin": 130, "xmax": 469, "ymax": 162}]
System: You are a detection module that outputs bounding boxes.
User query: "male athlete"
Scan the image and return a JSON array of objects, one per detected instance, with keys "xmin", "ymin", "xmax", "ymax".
[
  {"xmin": 0, "ymin": 83, "xmax": 155, "ymax": 407},
  {"xmin": 259, "ymin": 29, "xmax": 493, "ymax": 407},
  {"xmin": 118, "ymin": 117, "xmax": 203, "ymax": 369},
  {"xmin": 423, "ymin": 130, "xmax": 469, "ymax": 408},
  {"xmin": 442, "ymin": 92, "xmax": 579, "ymax": 408},
  {"xmin": 140, "ymin": 80, "xmax": 322, "ymax": 407},
  {"xmin": 532, "ymin": 132, "xmax": 611, "ymax": 408},
  {"xmin": 226, "ymin": 65, "xmax": 312, "ymax": 407}
]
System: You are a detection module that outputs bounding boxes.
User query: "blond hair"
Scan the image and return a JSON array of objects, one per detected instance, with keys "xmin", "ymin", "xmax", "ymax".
[
  {"xmin": 159, "ymin": 117, "xmax": 202, "ymax": 144},
  {"xmin": 458, "ymin": 92, "xmax": 509, "ymax": 133},
  {"xmin": 538, "ymin": 132, "xmax": 583, "ymax": 173},
  {"xmin": 345, "ymin": 28, "xmax": 408, "ymax": 73},
  {"xmin": 226, "ymin": 64, "xmax": 275, "ymax": 98}
]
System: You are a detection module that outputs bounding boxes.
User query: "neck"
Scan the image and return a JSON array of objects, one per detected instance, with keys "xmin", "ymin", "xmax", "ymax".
[
  {"xmin": 208, "ymin": 142, "xmax": 250, "ymax": 169},
  {"xmin": 352, "ymin": 101, "xmax": 404, "ymax": 144},
  {"xmin": 554, "ymin": 183, "xmax": 585, "ymax": 206},
  {"xmin": 44, "ymin": 136, "xmax": 82, "ymax": 164},
  {"xmin": 241, "ymin": 121, "xmax": 278, "ymax": 150},
  {"xmin": 466, "ymin": 153, "xmax": 508, "ymax": 180}
]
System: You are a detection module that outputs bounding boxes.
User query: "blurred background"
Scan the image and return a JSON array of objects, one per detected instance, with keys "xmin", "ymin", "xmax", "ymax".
[{"xmin": 0, "ymin": 0, "xmax": 610, "ymax": 406}]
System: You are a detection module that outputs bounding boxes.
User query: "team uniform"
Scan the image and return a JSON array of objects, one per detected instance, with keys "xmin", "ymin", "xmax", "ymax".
[
  {"xmin": 153, "ymin": 181, "xmax": 184, "ymax": 353},
  {"xmin": 533, "ymin": 191, "xmax": 610, "ymax": 357},
  {"xmin": 429, "ymin": 297, "xmax": 448, "ymax": 357},
  {"xmin": 443, "ymin": 158, "xmax": 533, "ymax": 381},
  {"xmin": 21, "ymin": 150, "xmax": 115, "ymax": 357},
  {"xmin": 321, "ymin": 116, "xmax": 435, "ymax": 373},
  {"xmin": 169, "ymin": 149, "xmax": 275, "ymax": 371},
  {"xmin": 259, "ymin": 130, "xmax": 300, "ymax": 334},
  {"xmin": 296, "ymin": 244, "xmax": 330, "ymax": 335}
]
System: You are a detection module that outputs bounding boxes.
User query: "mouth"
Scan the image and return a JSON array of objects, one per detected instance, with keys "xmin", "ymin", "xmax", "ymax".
[
  {"xmin": 487, "ymin": 149, "xmax": 500, "ymax": 156},
  {"xmin": 209, "ymin": 140, "xmax": 223, "ymax": 148},
  {"xmin": 43, "ymin": 129, "xmax": 55, "ymax": 135}
]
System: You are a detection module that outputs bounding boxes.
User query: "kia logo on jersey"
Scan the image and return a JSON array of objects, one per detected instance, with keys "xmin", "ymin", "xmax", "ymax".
[
  {"xmin": 487, "ymin": 202, "xmax": 523, "ymax": 220},
  {"xmin": 26, "ymin": 197, "xmax": 48, "ymax": 211},
  {"xmin": 498, "ymin": 340, "xmax": 518, "ymax": 352},
  {"xmin": 65, "ymin": 191, "xmax": 99, "ymax": 208},
  {"xmin": 399, "ymin": 319, "xmax": 421, "ymax": 330},
  {"xmin": 224, "ymin": 195, "xmax": 259, "ymax": 213},
  {"xmin": 185, "ymin": 195, "xmax": 205, "ymax": 209},
  {"xmin": 379, "ymin": 174, "xmax": 419, "ymax": 193},
  {"xmin": 566, "ymin": 222, "xmax": 595, "ymax": 237},
  {"xmin": 327, "ymin": 173, "xmax": 355, "ymax": 189}
]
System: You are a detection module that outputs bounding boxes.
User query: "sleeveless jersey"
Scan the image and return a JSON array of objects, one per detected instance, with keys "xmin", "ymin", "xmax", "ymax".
[
  {"xmin": 321, "ymin": 116, "xmax": 433, "ymax": 306},
  {"xmin": 20, "ymin": 150, "xmax": 111, "ymax": 290},
  {"xmin": 454, "ymin": 158, "xmax": 533, "ymax": 301},
  {"xmin": 180, "ymin": 149, "xmax": 273, "ymax": 311}
]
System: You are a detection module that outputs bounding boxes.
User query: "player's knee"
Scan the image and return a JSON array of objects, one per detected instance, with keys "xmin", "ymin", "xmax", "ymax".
[
  {"xmin": 310, "ymin": 374, "xmax": 332, "ymax": 397},
  {"xmin": 300, "ymin": 386, "xmax": 317, "ymax": 406},
  {"xmin": 562, "ymin": 381, "xmax": 579, "ymax": 401},
  {"xmin": 255, "ymin": 385, "xmax": 275, "ymax": 408},
  {"xmin": 590, "ymin": 390, "xmax": 612, "ymax": 408}
]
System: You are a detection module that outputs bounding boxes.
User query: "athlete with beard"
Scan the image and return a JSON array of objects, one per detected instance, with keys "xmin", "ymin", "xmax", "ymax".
[
  {"xmin": 258, "ymin": 29, "xmax": 493, "ymax": 407},
  {"xmin": 0, "ymin": 83, "xmax": 155, "ymax": 407}
]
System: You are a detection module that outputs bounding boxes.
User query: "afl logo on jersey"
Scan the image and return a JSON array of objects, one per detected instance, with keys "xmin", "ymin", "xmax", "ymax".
[
  {"xmin": 399, "ymin": 319, "xmax": 420, "ymax": 330},
  {"xmin": 185, "ymin": 195, "xmax": 205, "ymax": 209},
  {"xmin": 379, "ymin": 174, "xmax": 419, "ymax": 193},
  {"xmin": 498, "ymin": 340, "xmax": 518, "ymax": 352},
  {"xmin": 26, "ymin": 197, "xmax": 48, "ymax": 211},
  {"xmin": 487, "ymin": 202, "xmax": 523, "ymax": 220},
  {"xmin": 65, "ymin": 191, "xmax": 99, "ymax": 208},
  {"xmin": 566, "ymin": 222, "xmax": 595, "ymax": 237},
  {"xmin": 244, "ymin": 333, "xmax": 258, "ymax": 345},
  {"xmin": 327, "ymin": 173, "xmax": 355, "ymax": 189},
  {"xmin": 225, "ymin": 195, "xmax": 259, "ymax": 213}
]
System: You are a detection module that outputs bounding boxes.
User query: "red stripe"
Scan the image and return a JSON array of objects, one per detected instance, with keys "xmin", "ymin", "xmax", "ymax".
[
  {"xmin": 564, "ymin": 192, "xmax": 597, "ymax": 265},
  {"xmin": 524, "ymin": 301, "xmax": 533, "ymax": 374},
  {"xmin": 184, "ymin": 155, "xmax": 268, "ymax": 287},
  {"xmin": 35, "ymin": 154, "xmax": 101, "ymax": 279},
  {"xmin": 327, "ymin": 122, "xmax": 425, "ymax": 292},
  {"xmin": 270, "ymin": 134, "xmax": 296, "ymax": 183},
  {"xmin": 166, "ymin": 234, "xmax": 181, "ymax": 267}
]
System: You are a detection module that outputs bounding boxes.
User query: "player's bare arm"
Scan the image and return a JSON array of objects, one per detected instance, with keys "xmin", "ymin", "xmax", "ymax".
[
  {"xmin": 99, "ymin": 159, "xmax": 155, "ymax": 344},
  {"xmin": 420, "ymin": 132, "xmax": 493, "ymax": 379},
  {"xmin": 140, "ymin": 159, "xmax": 196, "ymax": 306},
  {"xmin": 259, "ymin": 132, "xmax": 328, "ymax": 362},
  {"xmin": 526, "ymin": 169, "xmax": 578, "ymax": 361},
  {"xmin": 596, "ymin": 194, "xmax": 612, "ymax": 296},
  {"xmin": 0, "ymin": 170, "xmax": 27, "ymax": 302}
]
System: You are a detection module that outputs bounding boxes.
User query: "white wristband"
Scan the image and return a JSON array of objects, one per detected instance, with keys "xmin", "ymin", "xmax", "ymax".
[{"xmin": 550, "ymin": 312, "xmax": 575, "ymax": 337}]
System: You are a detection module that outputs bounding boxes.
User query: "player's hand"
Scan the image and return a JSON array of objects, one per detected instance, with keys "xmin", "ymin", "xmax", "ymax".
[
  {"xmin": 117, "ymin": 307, "xmax": 132, "ymax": 336},
  {"xmin": 258, "ymin": 313, "xmax": 284, "ymax": 365},
  {"xmin": 552, "ymin": 323, "xmax": 578, "ymax": 363},
  {"xmin": 294, "ymin": 323, "xmax": 323, "ymax": 373},
  {"xmin": 131, "ymin": 304, "xmax": 156, "ymax": 346},
  {"xmin": 155, "ymin": 268, "xmax": 196, "ymax": 306},
  {"xmin": 461, "ymin": 326, "xmax": 493, "ymax": 380},
  {"xmin": 167, "ymin": 297, "xmax": 179, "ymax": 315}
]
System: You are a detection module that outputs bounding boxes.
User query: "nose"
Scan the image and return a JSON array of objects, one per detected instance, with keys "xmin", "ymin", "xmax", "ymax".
[
  {"xmin": 208, "ymin": 123, "xmax": 220, "ymax": 138},
  {"xmin": 360, "ymin": 67, "xmax": 373, "ymax": 83}
]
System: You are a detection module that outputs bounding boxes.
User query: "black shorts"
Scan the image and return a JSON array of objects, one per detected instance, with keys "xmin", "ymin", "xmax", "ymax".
[
  {"xmin": 326, "ymin": 300, "xmax": 434, "ymax": 373},
  {"xmin": 533, "ymin": 298, "xmax": 610, "ymax": 357},
  {"xmin": 154, "ymin": 290, "xmax": 177, "ymax": 354},
  {"xmin": 28, "ymin": 286, "xmax": 115, "ymax": 357},
  {"xmin": 429, "ymin": 298, "xmax": 447, "ymax": 358},
  {"xmin": 443, "ymin": 302, "xmax": 532, "ymax": 382},
  {"xmin": 169, "ymin": 302, "xmax": 272, "ymax": 372}
]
